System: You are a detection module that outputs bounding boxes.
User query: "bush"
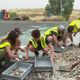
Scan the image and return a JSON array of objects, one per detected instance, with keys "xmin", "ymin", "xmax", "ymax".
[
  {"xmin": 54, "ymin": 16, "xmax": 66, "ymax": 21},
  {"xmin": 42, "ymin": 16, "xmax": 65, "ymax": 21},
  {"xmin": 9, "ymin": 12, "xmax": 17, "ymax": 18}
]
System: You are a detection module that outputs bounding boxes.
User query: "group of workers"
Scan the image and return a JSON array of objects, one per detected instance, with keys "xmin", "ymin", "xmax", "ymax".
[{"xmin": 0, "ymin": 19, "xmax": 80, "ymax": 70}]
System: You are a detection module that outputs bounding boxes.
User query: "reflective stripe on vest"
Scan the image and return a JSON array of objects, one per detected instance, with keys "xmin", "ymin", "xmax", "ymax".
[
  {"xmin": 30, "ymin": 36, "xmax": 47, "ymax": 49},
  {"xmin": 41, "ymin": 36, "xmax": 46, "ymax": 48},
  {"xmin": 30, "ymin": 39, "xmax": 38, "ymax": 48}
]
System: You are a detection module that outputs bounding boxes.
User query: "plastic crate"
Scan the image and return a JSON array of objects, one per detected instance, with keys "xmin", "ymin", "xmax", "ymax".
[
  {"xmin": 34, "ymin": 56, "xmax": 53, "ymax": 71},
  {"xmin": 2, "ymin": 62, "xmax": 33, "ymax": 80}
]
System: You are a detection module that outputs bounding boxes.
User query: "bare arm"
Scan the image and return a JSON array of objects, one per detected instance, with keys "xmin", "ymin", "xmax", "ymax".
[
  {"xmin": 5, "ymin": 46, "xmax": 18, "ymax": 59},
  {"xmin": 15, "ymin": 46, "xmax": 26, "ymax": 54},
  {"xmin": 62, "ymin": 32, "xmax": 68, "ymax": 46},
  {"xmin": 68, "ymin": 33, "xmax": 73, "ymax": 42},
  {"xmin": 48, "ymin": 43, "xmax": 54, "ymax": 63},
  {"xmin": 25, "ymin": 43, "xmax": 31, "ymax": 60},
  {"xmin": 52, "ymin": 35, "xmax": 61, "ymax": 47}
]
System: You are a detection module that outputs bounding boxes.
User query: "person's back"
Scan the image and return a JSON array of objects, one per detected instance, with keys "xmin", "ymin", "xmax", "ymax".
[
  {"xmin": 66, "ymin": 19, "xmax": 80, "ymax": 45},
  {"xmin": 68, "ymin": 20, "xmax": 80, "ymax": 33},
  {"xmin": 44, "ymin": 25, "xmax": 65, "ymax": 48},
  {"xmin": 44, "ymin": 26, "xmax": 59, "ymax": 37},
  {"xmin": 69, "ymin": 20, "xmax": 80, "ymax": 26}
]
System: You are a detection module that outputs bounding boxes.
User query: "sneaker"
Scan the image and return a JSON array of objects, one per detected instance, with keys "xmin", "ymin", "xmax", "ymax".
[{"xmin": 35, "ymin": 51, "xmax": 39, "ymax": 57}]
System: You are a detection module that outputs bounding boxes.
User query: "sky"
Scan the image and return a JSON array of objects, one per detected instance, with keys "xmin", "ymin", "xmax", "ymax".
[{"xmin": 0, "ymin": 0, "xmax": 80, "ymax": 10}]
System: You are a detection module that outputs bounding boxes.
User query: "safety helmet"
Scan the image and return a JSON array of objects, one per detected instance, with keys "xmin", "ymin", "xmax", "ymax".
[{"xmin": 59, "ymin": 25, "xmax": 65, "ymax": 30}]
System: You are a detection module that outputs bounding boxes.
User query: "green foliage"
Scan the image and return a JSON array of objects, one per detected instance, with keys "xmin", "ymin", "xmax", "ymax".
[
  {"xmin": 77, "ymin": 17, "xmax": 80, "ymax": 20},
  {"xmin": 9, "ymin": 12, "xmax": 17, "ymax": 18},
  {"xmin": 45, "ymin": 0, "xmax": 74, "ymax": 20}
]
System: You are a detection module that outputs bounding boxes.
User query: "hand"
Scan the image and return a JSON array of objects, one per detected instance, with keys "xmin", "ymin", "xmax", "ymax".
[
  {"xmin": 62, "ymin": 44, "xmax": 67, "ymax": 47},
  {"xmin": 73, "ymin": 33, "xmax": 76, "ymax": 36},
  {"xmin": 15, "ymin": 58, "xmax": 20, "ymax": 62},
  {"xmin": 24, "ymin": 55, "xmax": 28, "ymax": 61},
  {"xmin": 19, "ymin": 46, "xmax": 26, "ymax": 52},
  {"xmin": 20, "ymin": 48, "xmax": 26, "ymax": 52},
  {"xmin": 69, "ymin": 42, "xmax": 74, "ymax": 46},
  {"xmin": 15, "ymin": 46, "xmax": 20, "ymax": 49}
]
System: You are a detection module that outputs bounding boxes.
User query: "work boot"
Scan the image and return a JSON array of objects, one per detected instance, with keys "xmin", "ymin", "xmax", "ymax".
[
  {"xmin": 35, "ymin": 51, "xmax": 39, "ymax": 57},
  {"xmin": 42, "ymin": 52, "xmax": 47, "ymax": 56}
]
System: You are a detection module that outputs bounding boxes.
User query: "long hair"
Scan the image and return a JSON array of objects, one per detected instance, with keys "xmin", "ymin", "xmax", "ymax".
[{"xmin": 7, "ymin": 30, "xmax": 19, "ymax": 47}]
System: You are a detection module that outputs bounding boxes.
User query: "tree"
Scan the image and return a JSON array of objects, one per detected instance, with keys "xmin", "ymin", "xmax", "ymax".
[{"xmin": 45, "ymin": 0, "xmax": 74, "ymax": 20}]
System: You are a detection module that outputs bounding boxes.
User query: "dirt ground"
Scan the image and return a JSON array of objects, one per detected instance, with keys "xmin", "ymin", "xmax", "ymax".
[
  {"xmin": 0, "ymin": 39, "xmax": 80, "ymax": 80},
  {"xmin": 25, "ymin": 45, "xmax": 80, "ymax": 80},
  {"xmin": 0, "ymin": 45, "xmax": 80, "ymax": 80}
]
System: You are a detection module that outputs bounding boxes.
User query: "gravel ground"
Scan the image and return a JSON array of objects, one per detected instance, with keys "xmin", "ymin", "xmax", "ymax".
[
  {"xmin": 25, "ymin": 45, "xmax": 80, "ymax": 80},
  {"xmin": 0, "ymin": 45, "xmax": 80, "ymax": 80}
]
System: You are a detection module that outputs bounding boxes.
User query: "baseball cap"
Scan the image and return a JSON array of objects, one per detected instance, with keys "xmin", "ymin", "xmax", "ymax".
[
  {"xmin": 14, "ymin": 28, "xmax": 23, "ymax": 34},
  {"xmin": 59, "ymin": 25, "xmax": 65, "ymax": 30}
]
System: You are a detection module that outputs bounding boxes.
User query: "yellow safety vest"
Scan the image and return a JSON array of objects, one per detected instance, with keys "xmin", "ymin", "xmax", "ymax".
[
  {"xmin": 0, "ymin": 41, "xmax": 11, "ymax": 52},
  {"xmin": 44, "ymin": 26, "xmax": 62, "ymax": 37},
  {"xmin": 69, "ymin": 20, "xmax": 80, "ymax": 33},
  {"xmin": 30, "ymin": 36, "xmax": 47, "ymax": 49}
]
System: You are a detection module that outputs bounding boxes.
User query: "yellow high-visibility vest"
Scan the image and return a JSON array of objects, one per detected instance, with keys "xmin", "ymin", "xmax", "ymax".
[
  {"xmin": 0, "ymin": 41, "xmax": 11, "ymax": 53},
  {"xmin": 44, "ymin": 26, "xmax": 62, "ymax": 37},
  {"xmin": 30, "ymin": 36, "xmax": 47, "ymax": 49},
  {"xmin": 69, "ymin": 20, "xmax": 80, "ymax": 33}
]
